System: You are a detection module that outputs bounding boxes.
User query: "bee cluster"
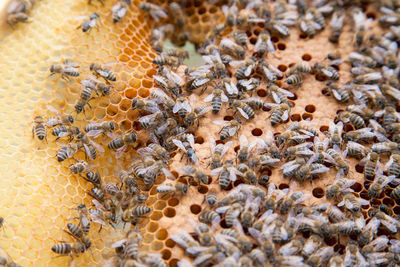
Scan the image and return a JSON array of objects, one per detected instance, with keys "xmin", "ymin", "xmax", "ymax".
[{"xmin": 23, "ymin": 0, "xmax": 400, "ymax": 266}]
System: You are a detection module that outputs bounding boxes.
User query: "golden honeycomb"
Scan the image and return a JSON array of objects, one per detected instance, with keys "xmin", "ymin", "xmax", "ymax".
[{"xmin": 0, "ymin": 0, "xmax": 399, "ymax": 266}]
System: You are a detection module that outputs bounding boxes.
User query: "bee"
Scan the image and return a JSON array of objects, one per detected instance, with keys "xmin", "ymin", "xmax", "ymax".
[
  {"xmin": 187, "ymin": 70, "xmax": 217, "ymax": 92},
  {"xmin": 77, "ymin": 13, "xmax": 100, "ymax": 33},
  {"xmin": 256, "ymin": 131, "xmax": 280, "ymax": 159},
  {"xmin": 139, "ymin": 2, "xmax": 167, "ymax": 22},
  {"xmin": 286, "ymin": 63, "xmax": 312, "ymax": 77},
  {"xmin": 362, "ymin": 152, "xmax": 380, "ymax": 180},
  {"xmin": 69, "ymin": 160, "xmax": 89, "ymax": 174},
  {"xmin": 353, "ymin": 72, "xmax": 382, "ymax": 84},
  {"xmin": 107, "ymin": 132, "xmax": 137, "ymax": 158},
  {"xmin": 328, "ymin": 121, "xmax": 343, "ymax": 148},
  {"xmin": 349, "ymin": 52, "xmax": 377, "ymax": 68},
  {"xmin": 111, "ymin": 0, "xmax": 131, "ymax": 23},
  {"xmin": 371, "ymin": 141, "xmax": 400, "ymax": 154},
  {"xmin": 45, "ymin": 106, "xmax": 74, "ymax": 128},
  {"xmin": 84, "ymin": 121, "xmax": 116, "ymax": 137},
  {"xmin": 139, "ymin": 111, "xmax": 168, "ymax": 130},
  {"xmin": 76, "ymin": 132, "xmax": 104, "ymax": 161},
  {"xmin": 222, "ymin": 3, "xmax": 238, "ymax": 27},
  {"xmin": 156, "ymin": 182, "xmax": 188, "ymax": 196},
  {"xmin": 236, "ymin": 57, "xmax": 258, "ymax": 80},
  {"xmin": 172, "ymin": 134, "xmax": 198, "ymax": 164},
  {"xmin": 6, "ymin": 0, "xmax": 34, "ymax": 27},
  {"xmin": 326, "ymin": 146, "xmax": 349, "ymax": 175},
  {"xmin": 32, "ymin": 116, "xmax": 47, "ymax": 141},
  {"xmin": 260, "ymin": 60, "xmax": 283, "ymax": 82},
  {"xmin": 204, "ymin": 88, "xmax": 228, "ymax": 114},
  {"xmin": 386, "ymin": 154, "xmax": 400, "ymax": 178},
  {"xmin": 209, "ymin": 138, "xmax": 232, "ymax": 169},
  {"xmin": 237, "ymin": 78, "xmax": 261, "ymax": 94},
  {"xmin": 164, "ymin": 49, "xmax": 188, "ymax": 62},
  {"xmin": 153, "ymin": 55, "xmax": 181, "ymax": 68},
  {"xmin": 51, "ymin": 242, "xmax": 88, "ymax": 257},
  {"xmin": 231, "ymin": 100, "xmax": 255, "ymax": 120},
  {"xmin": 369, "ymin": 175, "xmax": 398, "ymax": 199},
  {"xmin": 90, "ymin": 63, "xmax": 116, "ymax": 82},
  {"xmin": 279, "ymin": 239, "xmax": 304, "ymax": 256},
  {"xmin": 172, "ymin": 96, "xmax": 192, "ymax": 118},
  {"xmin": 288, "ymin": 121, "xmax": 318, "ymax": 137},
  {"xmin": 138, "ymin": 143, "xmax": 169, "ymax": 163},
  {"xmin": 150, "ymin": 88, "xmax": 175, "ymax": 111},
  {"xmin": 352, "ymin": 7, "xmax": 367, "ymax": 47},
  {"xmin": 299, "ymin": 16, "xmax": 317, "ymax": 38},
  {"xmin": 326, "ymin": 178, "xmax": 356, "ymax": 200},
  {"xmin": 314, "ymin": 63, "xmax": 339, "ymax": 80},
  {"xmin": 73, "ymin": 204, "xmax": 90, "ymax": 236},
  {"xmin": 281, "ymin": 157, "xmax": 306, "ymax": 179},
  {"xmin": 130, "ymin": 98, "xmax": 160, "ymax": 114},
  {"xmin": 6, "ymin": 12, "xmax": 28, "ymax": 27},
  {"xmin": 220, "ymin": 38, "xmax": 245, "ymax": 59},
  {"xmin": 49, "ymin": 60, "xmax": 80, "ymax": 80},
  {"xmin": 231, "ymin": 31, "xmax": 248, "ymax": 46},
  {"xmin": 89, "ymin": 187, "xmax": 104, "ymax": 202},
  {"xmin": 344, "ymin": 141, "xmax": 370, "ymax": 159},
  {"xmin": 325, "ymin": 82, "xmax": 350, "ymax": 103},
  {"xmin": 254, "ymin": 31, "xmax": 275, "ymax": 56},
  {"xmin": 167, "ymin": 2, "xmax": 185, "ymax": 28},
  {"xmin": 150, "ymin": 23, "xmax": 174, "ymax": 52},
  {"xmin": 266, "ymin": 19, "xmax": 290, "ymax": 37},
  {"xmin": 57, "ymin": 143, "xmax": 80, "ymax": 162},
  {"xmin": 210, "ymin": 160, "xmax": 242, "ymax": 190},
  {"xmin": 83, "ymin": 171, "xmax": 102, "ymax": 187},
  {"xmin": 374, "ymin": 211, "xmax": 400, "ymax": 233},
  {"xmin": 279, "ymin": 191, "xmax": 310, "ymax": 215},
  {"xmin": 52, "ymin": 125, "xmax": 80, "ymax": 140},
  {"xmin": 378, "ymin": 106, "xmax": 399, "ymax": 128},
  {"xmin": 282, "ymin": 142, "xmax": 313, "ymax": 160},
  {"xmin": 346, "ymin": 103, "xmax": 375, "ymax": 121},
  {"xmin": 237, "ymin": 164, "xmax": 257, "ymax": 184},
  {"xmin": 214, "ymin": 119, "xmax": 241, "ymax": 141},
  {"xmin": 338, "ymin": 193, "xmax": 369, "ymax": 213},
  {"xmin": 269, "ymin": 103, "xmax": 290, "ymax": 126},
  {"xmin": 329, "ymin": 10, "xmax": 345, "ymax": 43},
  {"xmin": 237, "ymin": 135, "xmax": 257, "ymax": 163},
  {"xmin": 204, "ymin": 189, "xmax": 218, "ymax": 207},
  {"xmin": 65, "ymin": 223, "xmax": 91, "ymax": 249},
  {"xmin": 296, "ymin": 162, "xmax": 330, "ymax": 183},
  {"xmin": 381, "ymin": 83, "xmax": 400, "ymax": 103}
]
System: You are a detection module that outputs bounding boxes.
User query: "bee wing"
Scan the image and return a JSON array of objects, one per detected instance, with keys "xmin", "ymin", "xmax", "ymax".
[
  {"xmin": 182, "ymin": 99, "xmax": 192, "ymax": 112},
  {"xmin": 203, "ymin": 93, "xmax": 214, "ymax": 102},
  {"xmin": 281, "ymin": 110, "xmax": 289, "ymax": 121},
  {"xmin": 210, "ymin": 167, "xmax": 223, "ymax": 176},
  {"xmin": 221, "ymin": 92, "xmax": 229, "ymax": 102},
  {"xmin": 115, "ymin": 145, "xmax": 127, "ymax": 159},
  {"xmin": 384, "ymin": 156, "xmax": 394, "ymax": 171},
  {"xmin": 161, "ymin": 168, "xmax": 175, "ymax": 180},
  {"xmin": 224, "ymin": 81, "xmax": 238, "ymax": 95},
  {"xmin": 145, "ymin": 103, "xmax": 161, "ymax": 114},
  {"xmin": 263, "ymin": 66, "xmax": 276, "ymax": 81},
  {"xmin": 196, "ymin": 106, "xmax": 212, "ymax": 116},
  {"xmin": 162, "ymin": 68, "xmax": 184, "ymax": 86},
  {"xmin": 111, "ymin": 2, "xmax": 122, "ymax": 12},
  {"xmin": 282, "ymin": 164, "xmax": 301, "ymax": 174},
  {"xmin": 172, "ymin": 139, "xmax": 187, "ymax": 152},
  {"xmin": 228, "ymin": 167, "xmax": 242, "ymax": 182},
  {"xmin": 178, "ymin": 259, "xmax": 194, "ymax": 267},
  {"xmin": 92, "ymin": 199, "xmax": 106, "ymax": 211},
  {"xmin": 213, "ymin": 120, "xmax": 226, "ymax": 126},
  {"xmin": 149, "ymin": 8, "xmax": 168, "ymax": 22},
  {"xmin": 172, "ymin": 101, "xmax": 183, "ymax": 113},
  {"xmin": 310, "ymin": 165, "xmax": 330, "ymax": 174},
  {"xmin": 380, "ymin": 219, "xmax": 398, "ymax": 233},
  {"xmin": 84, "ymin": 144, "xmax": 95, "ymax": 160},
  {"xmin": 253, "ymin": 36, "xmax": 263, "ymax": 53},
  {"xmin": 239, "ymin": 135, "xmax": 248, "ymax": 146},
  {"xmin": 58, "ymin": 132, "xmax": 71, "ymax": 138},
  {"xmin": 228, "ymin": 127, "xmax": 238, "ymax": 137},
  {"xmin": 111, "ymin": 239, "xmax": 127, "ymax": 248},
  {"xmin": 194, "ymin": 78, "xmax": 210, "ymax": 87},
  {"xmin": 209, "ymin": 138, "xmax": 216, "ymax": 152},
  {"xmin": 86, "ymin": 130, "xmax": 103, "ymax": 137},
  {"xmin": 237, "ymin": 108, "xmax": 250, "ymax": 120},
  {"xmin": 187, "ymin": 134, "xmax": 195, "ymax": 148},
  {"xmin": 222, "ymin": 141, "xmax": 232, "ymax": 155},
  {"xmin": 46, "ymin": 105, "xmax": 61, "ymax": 115},
  {"xmin": 216, "ymin": 206, "xmax": 231, "ymax": 214},
  {"xmin": 153, "ymin": 75, "xmax": 167, "ymax": 87}
]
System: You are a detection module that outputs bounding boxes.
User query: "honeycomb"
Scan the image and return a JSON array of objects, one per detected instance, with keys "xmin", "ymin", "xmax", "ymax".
[{"xmin": 0, "ymin": 0, "xmax": 399, "ymax": 266}]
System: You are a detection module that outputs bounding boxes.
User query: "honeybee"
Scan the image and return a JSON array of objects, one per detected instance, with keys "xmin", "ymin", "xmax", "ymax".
[
  {"xmin": 139, "ymin": 2, "xmax": 167, "ymax": 22},
  {"xmin": 362, "ymin": 152, "xmax": 380, "ymax": 180},
  {"xmin": 90, "ymin": 63, "xmax": 116, "ymax": 82},
  {"xmin": 231, "ymin": 100, "xmax": 255, "ymax": 120},
  {"xmin": 266, "ymin": 19, "xmax": 290, "ymax": 37},
  {"xmin": 282, "ymin": 142, "xmax": 313, "ymax": 160},
  {"xmin": 325, "ymin": 82, "xmax": 350, "ymax": 103},
  {"xmin": 153, "ymin": 54, "xmax": 181, "ymax": 68},
  {"xmin": 349, "ymin": 52, "xmax": 377, "ymax": 68},
  {"xmin": 296, "ymin": 161, "xmax": 330, "ymax": 183},
  {"xmin": 156, "ymin": 182, "xmax": 188, "ymax": 197},
  {"xmin": 279, "ymin": 239, "xmax": 304, "ymax": 256},
  {"xmin": 374, "ymin": 211, "xmax": 400, "ymax": 233},
  {"xmin": 326, "ymin": 146, "xmax": 349, "ymax": 175},
  {"xmin": 220, "ymin": 38, "xmax": 245, "ymax": 59},
  {"xmin": 386, "ymin": 154, "xmax": 400, "ymax": 179},
  {"xmin": 49, "ymin": 60, "xmax": 80, "ymax": 80},
  {"xmin": 254, "ymin": 31, "xmax": 275, "ymax": 56},
  {"xmin": 279, "ymin": 191, "xmax": 310, "ymax": 215},
  {"xmin": 32, "ymin": 116, "xmax": 46, "ymax": 141},
  {"xmin": 89, "ymin": 187, "xmax": 104, "ymax": 202},
  {"xmin": 65, "ymin": 223, "xmax": 91, "ymax": 249},
  {"xmin": 237, "ymin": 78, "xmax": 260, "ymax": 94},
  {"xmin": 45, "ymin": 106, "xmax": 74, "ymax": 128},
  {"xmin": 369, "ymin": 175, "xmax": 398, "ymax": 199},
  {"xmin": 286, "ymin": 63, "xmax": 312, "ymax": 77},
  {"xmin": 77, "ymin": 13, "xmax": 100, "ymax": 32},
  {"xmin": 223, "ymin": 79, "xmax": 239, "ymax": 100},
  {"xmin": 314, "ymin": 63, "xmax": 339, "ymax": 80},
  {"xmin": 371, "ymin": 141, "xmax": 400, "ymax": 154},
  {"xmin": 204, "ymin": 88, "xmax": 228, "ymax": 114},
  {"xmin": 260, "ymin": 61, "xmax": 283, "ymax": 82},
  {"xmin": 209, "ymin": 159, "xmax": 237, "ymax": 189},
  {"xmin": 328, "ymin": 121, "xmax": 343, "ymax": 148},
  {"xmin": 57, "ymin": 143, "xmax": 80, "ymax": 162},
  {"xmin": 199, "ymin": 210, "xmax": 220, "ymax": 226},
  {"xmin": 6, "ymin": 0, "xmax": 34, "ymax": 27},
  {"xmin": 172, "ymin": 96, "xmax": 192, "ymax": 118},
  {"xmin": 76, "ymin": 132, "xmax": 104, "ymax": 161},
  {"xmin": 329, "ymin": 10, "xmax": 345, "ymax": 43},
  {"xmin": 111, "ymin": 0, "xmax": 131, "ymax": 23},
  {"xmin": 235, "ymin": 57, "xmax": 258, "ymax": 80},
  {"xmin": 352, "ymin": 7, "xmax": 367, "ymax": 47},
  {"xmin": 237, "ymin": 164, "xmax": 257, "ymax": 184},
  {"xmin": 353, "ymin": 72, "xmax": 382, "ymax": 84},
  {"xmin": 51, "ymin": 242, "xmax": 88, "ymax": 257},
  {"xmin": 231, "ymin": 31, "xmax": 248, "ymax": 46},
  {"xmin": 6, "ymin": 12, "xmax": 28, "ymax": 26},
  {"xmin": 69, "ymin": 160, "xmax": 89, "ymax": 174},
  {"xmin": 52, "ymin": 125, "xmax": 80, "ymax": 141},
  {"xmin": 150, "ymin": 24, "xmax": 174, "ymax": 52},
  {"xmin": 338, "ymin": 193, "xmax": 369, "ymax": 213},
  {"xmin": 150, "ymin": 88, "xmax": 175, "ymax": 111},
  {"xmin": 344, "ymin": 141, "xmax": 371, "ymax": 159},
  {"xmin": 214, "ymin": 119, "xmax": 242, "ymax": 140},
  {"xmin": 326, "ymin": 178, "xmax": 356, "ymax": 200},
  {"xmin": 139, "ymin": 111, "xmax": 168, "ymax": 130},
  {"xmin": 187, "ymin": 70, "xmax": 217, "ymax": 92},
  {"xmin": 269, "ymin": 103, "xmax": 290, "ymax": 126},
  {"xmin": 381, "ymin": 83, "xmax": 400, "ymax": 103},
  {"xmin": 204, "ymin": 189, "xmax": 218, "ymax": 207},
  {"xmin": 108, "ymin": 132, "xmax": 137, "ymax": 158},
  {"xmin": 84, "ymin": 121, "xmax": 116, "ymax": 137},
  {"xmin": 222, "ymin": 3, "xmax": 238, "ymax": 27},
  {"xmin": 209, "ymin": 138, "xmax": 231, "ymax": 169},
  {"xmin": 137, "ymin": 143, "xmax": 169, "ymax": 163},
  {"xmin": 299, "ymin": 16, "xmax": 317, "ymax": 38}
]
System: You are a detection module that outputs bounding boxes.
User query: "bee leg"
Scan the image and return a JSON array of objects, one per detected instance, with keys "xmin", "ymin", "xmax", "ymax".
[
  {"xmin": 200, "ymin": 86, "xmax": 208, "ymax": 95},
  {"xmin": 98, "ymin": 225, "xmax": 103, "ymax": 233}
]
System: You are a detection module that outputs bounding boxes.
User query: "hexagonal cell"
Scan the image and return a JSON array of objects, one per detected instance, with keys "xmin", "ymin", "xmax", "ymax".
[
  {"xmin": 151, "ymin": 240, "xmax": 164, "ymax": 251},
  {"xmin": 190, "ymin": 204, "xmax": 202, "ymax": 215},
  {"xmin": 163, "ymin": 207, "xmax": 176, "ymax": 218},
  {"xmin": 156, "ymin": 229, "xmax": 168, "ymax": 241},
  {"xmin": 151, "ymin": 211, "xmax": 163, "ymax": 221},
  {"xmin": 168, "ymin": 198, "xmax": 179, "ymax": 207},
  {"xmin": 161, "ymin": 249, "xmax": 172, "ymax": 260},
  {"xmin": 165, "ymin": 238, "xmax": 176, "ymax": 248},
  {"xmin": 154, "ymin": 201, "xmax": 167, "ymax": 210}
]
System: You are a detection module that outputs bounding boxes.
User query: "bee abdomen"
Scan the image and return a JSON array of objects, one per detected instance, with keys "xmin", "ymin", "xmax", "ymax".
[
  {"xmin": 219, "ymin": 171, "xmax": 230, "ymax": 189},
  {"xmin": 34, "ymin": 124, "xmax": 46, "ymax": 140},
  {"xmin": 108, "ymin": 138, "xmax": 124, "ymax": 150},
  {"xmin": 132, "ymin": 206, "xmax": 151, "ymax": 216},
  {"xmin": 52, "ymin": 243, "xmax": 72, "ymax": 254},
  {"xmin": 212, "ymin": 96, "xmax": 222, "ymax": 114}
]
